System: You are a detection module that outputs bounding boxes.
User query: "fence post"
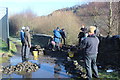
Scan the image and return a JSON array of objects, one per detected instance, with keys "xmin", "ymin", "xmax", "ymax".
[{"xmin": 6, "ymin": 8, "xmax": 9, "ymax": 50}]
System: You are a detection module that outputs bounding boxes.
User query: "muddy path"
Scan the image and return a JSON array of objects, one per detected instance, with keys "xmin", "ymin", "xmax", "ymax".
[{"xmin": 2, "ymin": 44, "xmax": 75, "ymax": 79}]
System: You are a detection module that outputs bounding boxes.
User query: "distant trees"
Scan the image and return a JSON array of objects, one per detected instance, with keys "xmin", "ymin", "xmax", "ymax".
[
  {"xmin": 106, "ymin": 2, "xmax": 119, "ymax": 35},
  {"xmin": 9, "ymin": 10, "xmax": 80, "ymax": 45},
  {"xmin": 9, "ymin": 2, "xmax": 120, "ymax": 45},
  {"xmin": 9, "ymin": 9, "xmax": 36, "ymax": 36},
  {"xmin": 76, "ymin": 2, "xmax": 119, "ymax": 36}
]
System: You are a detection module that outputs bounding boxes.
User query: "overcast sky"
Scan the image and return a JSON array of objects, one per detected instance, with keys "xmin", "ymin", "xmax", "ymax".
[{"xmin": 0, "ymin": 0, "xmax": 89, "ymax": 16}]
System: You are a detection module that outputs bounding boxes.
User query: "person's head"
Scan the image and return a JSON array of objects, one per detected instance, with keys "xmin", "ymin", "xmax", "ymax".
[
  {"xmin": 56, "ymin": 27, "xmax": 60, "ymax": 31},
  {"xmin": 94, "ymin": 25, "xmax": 97, "ymax": 28},
  {"xmin": 88, "ymin": 26, "xmax": 96, "ymax": 34},
  {"xmin": 81, "ymin": 24, "xmax": 85, "ymax": 28},
  {"xmin": 61, "ymin": 28, "xmax": 64, "ymax": 31},
  {"xmin": 25, "ymin": 26, "xmax": 30, "ymax": 32},
  {"xmin": 22, "ymin": 26, "xmax": 25, "ymax": 31},
  {"xmin": 80, "ymin": 24, "xmax": 86, "ymax": 31}
]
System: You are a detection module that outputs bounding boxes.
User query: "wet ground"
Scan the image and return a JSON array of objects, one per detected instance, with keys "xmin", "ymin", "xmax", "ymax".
[
  {"xmin": 2, "ymin": 52, "xmax": 73, "ymax": 79},
  {"xmin": 2, "ymin": 42, "xmax": 119, "ymax": 79}
]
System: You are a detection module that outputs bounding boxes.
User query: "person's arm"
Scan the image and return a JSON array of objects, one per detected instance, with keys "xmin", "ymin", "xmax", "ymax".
[
  {"xmin": 28, "ymin": 33, "xmax": 31, "ymax": 48},
  {"xmin": 79, "ymin": 39, "xmax": 87, "ymax": 49}
]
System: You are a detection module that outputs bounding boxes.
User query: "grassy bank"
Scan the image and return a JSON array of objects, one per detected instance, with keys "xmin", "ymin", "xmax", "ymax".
[{"xmin": 0, "ymin": 37, "xmax": 19, "ymax": 63}]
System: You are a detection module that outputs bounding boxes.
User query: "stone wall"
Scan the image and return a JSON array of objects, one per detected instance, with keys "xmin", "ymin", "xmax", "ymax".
[
  {"xmin": 32, "ymin": 34, "xmax": 53, "ymax": 48},
  {"xmin": 32, "ymin": 34, "xmax": 120, "ymax": 68},
  {"xmin": 97, "ymin": 36, "xmax": 120, "ymax": 69}
]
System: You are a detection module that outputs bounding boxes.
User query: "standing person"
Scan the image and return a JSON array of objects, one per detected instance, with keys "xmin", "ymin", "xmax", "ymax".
[
  {"xmin": 94, "ymin": 25, "xmax": 100, "ymax": 36},
  {"xmin": 79, "ymin": 26, "xmax": 99, "ymax": 80},
  {"xmin": 80, "ymin": 24, "xmax": 87, "ymax": 32},
  {"xmin": 78, "ymin": 24, "xmax": 87, "ymax": 45},
  {"xmin": 53, "ymin": 27, "xmax": 61, "ymax": 51},
  {"xmin": 60, "ymin": 28, "xmax": 66, "ymax": 45},
  {"xmin": 24, "ymin": 26, "xmax": 31, "ymax": 60},
  {"xmin": 20, "ymin": 26, "xmax": 25, "ymax": 59}
]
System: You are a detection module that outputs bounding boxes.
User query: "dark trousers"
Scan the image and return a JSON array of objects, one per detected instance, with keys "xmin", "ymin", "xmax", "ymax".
[
  {"xmin": 21, "ymin": 42, "xmax": 25, "ymax": 58},
  {"xmin": 21, "ymin": 44, "xmax": 30, "ymax": 61},
  {"xmin": 24, "ymin": 45, "xmax": 30, "ymax": 58},
  {"xmin": 84, "ymin": 54, "xmax": 99, "ymax": 80}
]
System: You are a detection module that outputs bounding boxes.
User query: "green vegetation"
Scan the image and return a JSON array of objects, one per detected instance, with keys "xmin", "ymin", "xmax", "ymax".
[
  {"xmin": 0, "ymin": 38, "xmax": 17, "ymax": 54},
  {"xmin": 9, "ymin": 37, "xmax": 21, "ymax": 45},
  {"xmin": 0, "ymin": 57, "xmax": 9, "ymax": 64},
  {"xmin": 99, "ymin": 70, "xmax": 119, "ymax": 80},
  {"xmin": 0, "ymin": 38, "xmax": 19, "ymax": 63}
]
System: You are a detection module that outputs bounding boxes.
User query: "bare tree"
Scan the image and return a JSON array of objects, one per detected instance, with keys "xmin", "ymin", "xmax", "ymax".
[
  {"xmin": 85, "ymin": 2, "xmax": 118, "ymax": 36},
  {"xmin": 107, "ymin": 1, "xmax": 113, "ymax": 35},
  {"xmin": 118, "ymin": 1, "xmax": 120, "ymax": 35}
]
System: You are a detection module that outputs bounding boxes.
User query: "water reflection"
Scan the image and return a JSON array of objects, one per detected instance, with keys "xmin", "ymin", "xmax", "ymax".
[
  {"xmin": 2, "ymin": 54, "xmax": 71, "ymax": 78},
  {"xmin": 22, "ymin": 73, "xmax": 32, "ymax": 79},
  {"xmin": 54, "ymin": 62, "xmax": 61, "ymax": 78}
]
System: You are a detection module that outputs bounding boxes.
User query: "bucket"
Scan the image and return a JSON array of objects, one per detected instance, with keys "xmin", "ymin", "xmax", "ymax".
[
  {"xmin": 68, "ymin": 51, "xmax": 74, "ymax": 58},
  {"xmin": 33, "ymin": 51, "xmax": 38, "ymax": 60}
]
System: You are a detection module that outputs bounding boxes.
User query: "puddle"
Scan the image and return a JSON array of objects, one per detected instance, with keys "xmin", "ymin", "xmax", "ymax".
[{"xmin": 2, "ymin": 54, "xmax": 72, "ymax": 78}]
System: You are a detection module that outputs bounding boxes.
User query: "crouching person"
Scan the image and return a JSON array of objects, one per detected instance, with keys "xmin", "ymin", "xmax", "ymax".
[
  {"xmin": 79, "ymin": 26, "xmax": 99, "ymax": 80},
  {"xmin": 53, "ymin": 27, "xmax": 61, "ymax": 51}
]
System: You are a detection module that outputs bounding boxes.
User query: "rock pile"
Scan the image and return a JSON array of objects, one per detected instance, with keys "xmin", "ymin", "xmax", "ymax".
[
  {"xmin": 2, "ymin": 61, "xmax": 40, "ymax": 75},
  {"xmin": 64, "ymin": 59, "xmax": 87, "ymax": 79}
]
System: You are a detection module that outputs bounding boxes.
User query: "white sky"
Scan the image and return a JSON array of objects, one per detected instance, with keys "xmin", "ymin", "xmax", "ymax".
[
  {"xmin": 0, "ymin": 0, "xmax": 88, "ymax": 16},
  {"xmin": 0, "ymin": 0, "xmax": 119, "ymax": 16}
]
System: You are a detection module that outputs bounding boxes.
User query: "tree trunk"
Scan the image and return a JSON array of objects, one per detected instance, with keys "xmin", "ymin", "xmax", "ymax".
[
  {"xmin": 108, "ymin": 1, "xmax": 113, "ymax": 35},
  {"xmin": 118, "ymin": 1, "xmax": 120, "ymax": 35}
]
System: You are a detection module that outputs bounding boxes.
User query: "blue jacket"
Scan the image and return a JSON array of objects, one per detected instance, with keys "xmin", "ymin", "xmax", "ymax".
[
  {"xmin": 20, "ymin": 30, "xmax": 25, "ymax": 42},
  {"xmin": 80, "ymin": 34, "xmax": 99, "ymax": 55},
  {"xmin": 53, "ymin": 29, "xmax": 61, "ymax": 43}
]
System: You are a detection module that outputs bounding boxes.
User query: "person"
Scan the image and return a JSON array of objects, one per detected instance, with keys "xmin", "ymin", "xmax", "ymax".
[
  {"xmin": 94, "ymin": 25, "xmax": 100, "ymax": 36},
  {"xmin": 23, "ymin": 26, "xmax": 31, "ymax": 60},
  {"xmin": 59, "ymin": 28, "xmax": 66, "ymax": 45},
  {"xmin": 78, "ymin": 24, "xmax": 87, "ymax": 45},
  {"xmin": 53, "ymin": 27, "xmax": 61, "ymax": 50},
  {"xmin": 79, "ymin": 26, "xmax": 99, "ymax": 80},
  {"xmin": 80, "ymin": 24, "xmax": 87, "ymax": 32},
  {"xmin": 20, "ymin": 26, "xmax": 25, "ymax": 60},
  {"xmin": 49, "ymin": 38, "xmax": 56, "ymax": 51}
]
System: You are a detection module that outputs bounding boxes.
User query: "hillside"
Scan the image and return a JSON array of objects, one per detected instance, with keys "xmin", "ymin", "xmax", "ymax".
[
  {"xmin": 58, "ymin": 2, "xmax": 119, "ymax": 35},
  {"xmin": 9, "ymin": 2, "xmax": 119, "ymax": 45}
]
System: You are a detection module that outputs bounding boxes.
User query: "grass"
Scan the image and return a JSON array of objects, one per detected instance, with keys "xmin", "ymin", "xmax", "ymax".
[
  {"xmin": 0, "ymin": 57, "xmax": 9, "ymax": 64},
  {"xmin": 9, "ymin": 37, "xmax": 21, "ymax": 45},
  {"xmin": 0, "ymin": 37, "xmax": 19, "ymax": 64},
  {"xmin": 98, "ymin": 70, "xmax": 119, "ymax": 80},
  {"xmin": 0, "ymin": 39, "xmax": 17, "ymax": 54}
]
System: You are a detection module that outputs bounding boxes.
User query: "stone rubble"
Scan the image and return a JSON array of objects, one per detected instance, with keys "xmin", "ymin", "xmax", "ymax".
[{"xmin": 2, "ymin": 61, "xmax": 40, "ymax": 75}]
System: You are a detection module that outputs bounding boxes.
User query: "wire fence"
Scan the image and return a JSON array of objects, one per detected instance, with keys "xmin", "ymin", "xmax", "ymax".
[{"xmin": 0, "ymin": 7, "xmax": 9, "ymax": 49}]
